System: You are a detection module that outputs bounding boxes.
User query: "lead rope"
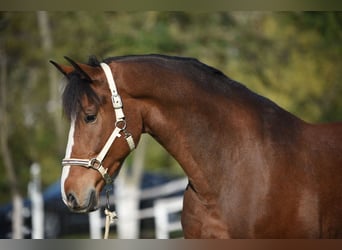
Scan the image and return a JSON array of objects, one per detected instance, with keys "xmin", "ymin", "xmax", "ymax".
[{"xmin": 103, "ymin": 187, "xmax": 117, "ymax": 239}]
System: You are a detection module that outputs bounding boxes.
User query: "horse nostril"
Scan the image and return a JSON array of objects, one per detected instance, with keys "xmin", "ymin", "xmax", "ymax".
[{"xmin": 67, "ymin": 193, "xmax": 79, "ymax": 208}]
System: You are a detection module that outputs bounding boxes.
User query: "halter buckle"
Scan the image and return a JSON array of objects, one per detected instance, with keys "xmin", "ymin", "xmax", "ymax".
[
  {"xmin": 89, "ymin": 158, "xmax": 102, "ymax": 170},
  {"xmin": 112, "ymin": 94, "xmax": 123, "ymax": 109}
]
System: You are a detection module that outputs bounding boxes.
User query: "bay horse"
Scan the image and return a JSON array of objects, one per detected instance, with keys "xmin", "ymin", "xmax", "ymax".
[{"xmin": 50, "ymin": 54, "xmax": 342, "ymax": 238}]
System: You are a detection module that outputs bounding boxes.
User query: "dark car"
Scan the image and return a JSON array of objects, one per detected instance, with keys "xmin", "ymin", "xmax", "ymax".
[{"xmin": 0, "ymin": 172, "xmax": 184, "ymax": 238}]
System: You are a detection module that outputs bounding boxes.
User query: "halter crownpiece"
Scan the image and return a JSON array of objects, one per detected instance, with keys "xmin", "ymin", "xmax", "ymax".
[{"xmin": 62, "ymin": 62, "xmax": 135, "ymax": 185}]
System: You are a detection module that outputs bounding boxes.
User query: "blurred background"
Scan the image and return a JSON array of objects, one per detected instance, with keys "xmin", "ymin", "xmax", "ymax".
[{"xmin": 0, "ymin": 11, "xmax": 341, "ymax": 239}]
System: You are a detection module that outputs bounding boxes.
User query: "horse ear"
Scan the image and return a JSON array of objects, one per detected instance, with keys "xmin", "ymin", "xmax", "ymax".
[
  {"xmin": 63, "ymin": 56, "xmax": 91, "ymax": 82},
  {"xmin": 49, "ymin": 60, "xmax": 74, "ymax": 78},
  {"xmin": 50, "ymin": 57, "xmax": 103, "ymax": 82},
  {"xmin": 63, "ymin": 56, "xmax": 102, "ymax": 82}
]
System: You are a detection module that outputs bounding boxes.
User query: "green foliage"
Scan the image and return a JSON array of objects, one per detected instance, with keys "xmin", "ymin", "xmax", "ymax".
[{"xmin": 0, "ymin": 12, "xmax": 341, "ymax": 203}]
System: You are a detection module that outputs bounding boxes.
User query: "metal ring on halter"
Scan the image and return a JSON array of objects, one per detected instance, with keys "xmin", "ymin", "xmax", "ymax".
[
  {"xmin": 89, "ymin": 158, "xmax": 102, "ymax": 170},
  {"xmin": 115, "ymin": 119, "xmax": 127, "ymax": 130}
]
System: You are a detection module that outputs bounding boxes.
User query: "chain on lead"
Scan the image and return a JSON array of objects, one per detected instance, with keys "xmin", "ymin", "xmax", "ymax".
[
  {"xmin": 104, "ymin": 187, "xmax": 117, "ymax": 222},
  {"xmin": 105, "ymin": 189, "xmax": 111, "ymax": 210}
]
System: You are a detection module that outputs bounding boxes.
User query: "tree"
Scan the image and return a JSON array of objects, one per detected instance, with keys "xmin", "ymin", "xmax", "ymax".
[
  {"xmin": 0, "ymin": 49, "xmax": 23, "ymax": 239},
  {"xmin": 37, "ymin": 11, "xmax": 64, "ymax": 152}
]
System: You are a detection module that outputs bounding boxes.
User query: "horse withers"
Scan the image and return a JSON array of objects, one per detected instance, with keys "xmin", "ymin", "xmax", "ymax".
[{"xmin": 51, "ymin": 54, "xmax": 342, "ymax": 238}]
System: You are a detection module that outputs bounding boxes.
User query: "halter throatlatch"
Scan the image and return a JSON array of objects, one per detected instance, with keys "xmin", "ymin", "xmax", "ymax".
[{"xmin": 61, "ymin": 62, "xmax": 135, "ymax": 185}]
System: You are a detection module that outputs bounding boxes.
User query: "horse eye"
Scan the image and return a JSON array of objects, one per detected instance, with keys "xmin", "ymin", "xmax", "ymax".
[{"xmin": 84, "ymin": 114, "xmax": 97, "ymax": 123}]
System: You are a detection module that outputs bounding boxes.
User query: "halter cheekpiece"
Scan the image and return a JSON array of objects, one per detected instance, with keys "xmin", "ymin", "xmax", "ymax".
[{"xmin": 61, "ymin": 63, "xmax": 135, "ymax": 185}]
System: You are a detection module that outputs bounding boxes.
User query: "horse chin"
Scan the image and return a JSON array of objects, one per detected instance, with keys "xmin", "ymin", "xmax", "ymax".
[{"xmin": 69, "ymin": 205, "xmax": 99, "ymax": 213}]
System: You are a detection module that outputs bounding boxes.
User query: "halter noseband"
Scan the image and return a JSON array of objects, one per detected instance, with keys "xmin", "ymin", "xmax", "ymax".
[{"xmin": 61, "ymin": 63, "xmax": 135, "ymax": 185}]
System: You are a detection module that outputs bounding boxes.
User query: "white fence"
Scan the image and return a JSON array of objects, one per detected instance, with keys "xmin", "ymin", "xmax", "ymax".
[
  {"xmin": 20, "ymin": 164, "xmax": 186, "ymax": 239},
  {"xmin": 28, "ymin": 163, "xmax": 44, "ymax": 239},
  {"xmin": 154, "ymin": 196, "xmax": 183, "ymax": 239},
  {"xmin": 89, "ymin": 177, "xmax": 187, "ymax": 239}
]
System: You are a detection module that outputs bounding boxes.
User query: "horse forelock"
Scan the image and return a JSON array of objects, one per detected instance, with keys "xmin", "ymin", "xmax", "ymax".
[{"xmin": 62, "ymin": 71, "xmax": 101, "ymax": 120}]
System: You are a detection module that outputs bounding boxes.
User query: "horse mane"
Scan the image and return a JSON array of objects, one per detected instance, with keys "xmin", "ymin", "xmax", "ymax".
[
  {"xmin": 104, "ymin": 54, "xmax": 241, "ymax": 94},
  {"xmin": 104, "ymin": 54, "xmax": 226, "ymax": 79},
  {"xmin": 104, "ymin": 54, "xmax": 224, "ymax": 75},
  {"xmin": 62, "ymin": 56, "xmax": 101, "ymax": 120}
]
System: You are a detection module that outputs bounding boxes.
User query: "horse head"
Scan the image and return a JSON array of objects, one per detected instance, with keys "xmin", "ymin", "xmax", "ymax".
[{"xmin": 50, "ymin": 57, "xmax": 143, "ymax": 212}]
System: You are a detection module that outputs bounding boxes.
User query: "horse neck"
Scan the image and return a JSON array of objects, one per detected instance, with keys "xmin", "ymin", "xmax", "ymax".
[{"xmin": 134, "ymin": 76, "xmax": 260, "ymax": 200}]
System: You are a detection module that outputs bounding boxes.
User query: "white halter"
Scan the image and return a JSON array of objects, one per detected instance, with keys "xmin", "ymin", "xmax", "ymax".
[{"xmin": 61, "ymin": 63, "xmax": 135, "ymax": 185}]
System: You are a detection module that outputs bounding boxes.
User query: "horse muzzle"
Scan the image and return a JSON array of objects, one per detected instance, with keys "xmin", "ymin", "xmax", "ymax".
[{"xmin": 64, "ymin": 188, "xmax": 99, "ymax": 213}]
